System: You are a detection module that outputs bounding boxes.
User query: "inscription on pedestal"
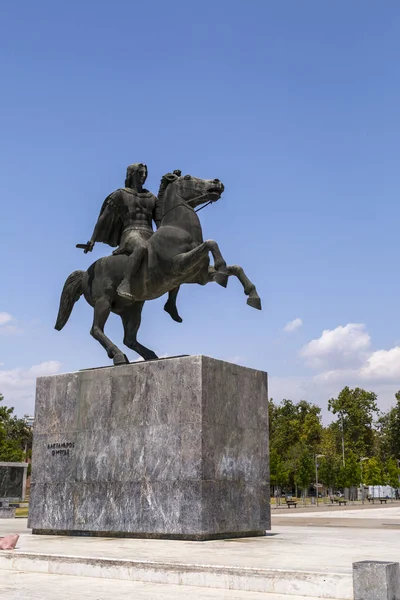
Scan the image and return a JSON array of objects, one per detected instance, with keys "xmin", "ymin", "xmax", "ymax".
[{"xmin": 47, "ymin": 442, "xmax": 75, "ymax": 457}]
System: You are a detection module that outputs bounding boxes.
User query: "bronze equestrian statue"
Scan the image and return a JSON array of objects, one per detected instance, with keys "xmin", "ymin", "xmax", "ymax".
[{"xmin": 55, "ymin": 168, "xmax": 261, "ymax": 364}]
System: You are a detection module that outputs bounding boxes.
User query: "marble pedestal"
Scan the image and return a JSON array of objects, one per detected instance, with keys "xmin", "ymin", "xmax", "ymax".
[{"xmin": 28, "ymin": 356, "xmax": 270, "ymax": 540}]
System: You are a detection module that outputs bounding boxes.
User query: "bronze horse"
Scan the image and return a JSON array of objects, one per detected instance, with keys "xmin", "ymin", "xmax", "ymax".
[{"xmin": 55, "ymin": 173, "xmax": 261, "ymax": 364}]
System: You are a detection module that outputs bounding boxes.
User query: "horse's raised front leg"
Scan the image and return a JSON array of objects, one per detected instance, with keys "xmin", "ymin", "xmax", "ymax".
[
  {"xmin": 121, "ymin": 302, "xmax": 158, "ymax": 361},
  {"xmin": 91, "ymin": 297, "xmax": 129, "ymax": 365},
  {"xmin": 207, "ymin": 265, "xmax": 262, "ymax": 310},
  {"xmin": 174, "ymin": 240, "xmax": 229, "ymax": 288}
]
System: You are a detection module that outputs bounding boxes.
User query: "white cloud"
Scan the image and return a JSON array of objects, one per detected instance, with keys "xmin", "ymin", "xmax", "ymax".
[
  {"xmin": 269, "ymin": 373, "xmax": 400, "ymax": 421},
  {"xmin": 277, "ymin": 322, "xmax": 400, "ymax": 417},
  {"xmin": 0, "ymin": 361, "xmax": 62, "ymax": 415},
  {"xmin": 266, "ymin": 323, "xmax": 400, "ymax": 420},
  {"xmin": 312, "ymin": 346, "xmax": 400, "ymax": 384},
  {"xmin": 284, "ymin": 318, "xmax": 303, "ymax": 333},
  {"xmin": 360, "ymin": 346, "xmax": 400, "ymax": 381},
  {"xmin": 300, "ymin": 323, "xmax": 370, "ymax": 369},
  {"xmin": 0, "ymin": 312, "xmax": 23, "ymax": 335},
  {"xmin": 0, "ymin": 313, "xmax": 12, "ymax": 326}
]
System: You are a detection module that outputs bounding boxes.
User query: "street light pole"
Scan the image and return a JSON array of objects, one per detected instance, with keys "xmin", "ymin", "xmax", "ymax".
[
  {"xmin": 315, "ymin": 454, "xmax": 325, "ymax": 507},
  {"xmin": 341, "ymin": 414, "xmax": 345, "ymax": 466},
  {"xmin": 360, "ymin": 457, "xmax": 368, "ymax": 505}
]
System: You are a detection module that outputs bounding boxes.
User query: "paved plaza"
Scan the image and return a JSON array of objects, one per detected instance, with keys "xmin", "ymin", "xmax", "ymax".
[{"xmin": 1, "ymin": 504, "xmax": 399, "ymax": 598}]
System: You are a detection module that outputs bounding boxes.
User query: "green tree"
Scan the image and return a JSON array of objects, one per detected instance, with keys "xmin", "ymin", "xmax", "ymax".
[
  {"xmin": 318, "ymin": 455, "xmax": 340, "ymax": 495},
  {"xmin": 328, "ymin": 387, "xmax": 379, "ymax": 457},
  {"xmin": 269, "ymin": 398, "xmax": 323, "ymax": 495},
  {"xmin": 0, "ymin": 394, "xmax": 32, "ymax": 461},
  {"xmin": 294, "ymin": 449, "xmax": 314, "ymax": 505},
  {"xmin": 336, "ymin": 452, "xmax": 360, "ymax": 500},
  {"xmin": 364, "ymin": 457, "xmax": 384, "ymax": 499},
  {"xmin": 318, "ymin": 425, "xmax": 341, "ymax": 494},
  {"xmin": 385, "ymin": 457, "xmax": 400, "ymax": 494},
  {"xmin": 378, "ymin": 392, "xmax": 400, "ymax": 461},
  {"xmin": 270, "ymin": 448, "xmax": 289, "ymax": 504}
]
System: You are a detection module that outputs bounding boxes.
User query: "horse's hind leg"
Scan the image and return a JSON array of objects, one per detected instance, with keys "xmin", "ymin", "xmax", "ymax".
[
  {"xmin": 122, "ymin": 303, "xmax": 158, "ymax": 361},
  {"xmin": 91, "ymin": 296, "xmax": 129, "ymax": 365}
]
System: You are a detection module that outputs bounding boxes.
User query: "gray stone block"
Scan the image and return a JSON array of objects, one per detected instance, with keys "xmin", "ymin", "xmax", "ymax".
[
  {"xmin": 353, "ymin": 561, "xmax": 400, "ymax": 600},
  {"xmin": 0, "ymin": 462, "xmax": 28, "ymax": 501},
  {"xmin": 29, "ymin": 356, "xmax": 270, "ymax": 539},
  {"xmin": 0, "ymin": 507, "xmax": 16, "ymax": 518}
]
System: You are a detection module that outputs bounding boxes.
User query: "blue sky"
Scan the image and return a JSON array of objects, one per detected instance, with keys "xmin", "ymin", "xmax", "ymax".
[{"xmin": 1, "ymin": 1, "xmax": 399, "ymax": 417}]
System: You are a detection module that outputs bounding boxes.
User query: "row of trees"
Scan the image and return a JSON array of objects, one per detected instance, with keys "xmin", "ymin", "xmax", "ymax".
[
  {"xmin": 269, "ymin": 387, "xmax": 400, "ymax": 500},
  {"xmin": 0, "ymin": 394, "xmax": 32, "ymax": 462}
]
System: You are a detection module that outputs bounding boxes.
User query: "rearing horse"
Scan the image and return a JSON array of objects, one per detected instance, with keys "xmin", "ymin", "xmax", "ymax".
[{"xmin": 55, "ymin": 173, "xmax": 261, "ymax": 364}]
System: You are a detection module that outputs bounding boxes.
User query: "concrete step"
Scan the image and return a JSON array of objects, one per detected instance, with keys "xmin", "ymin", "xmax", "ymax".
[
  {"xmin": 0, "ymin": 550, "xmax": 352, "ymax": 599},
  {"xmin": 0, "ymin": 571, "xmax": 345, "ymax": 600}
]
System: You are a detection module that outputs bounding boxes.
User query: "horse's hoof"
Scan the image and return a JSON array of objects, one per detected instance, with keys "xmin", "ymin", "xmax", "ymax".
[
  {"xmin": 164, "ymin": 302, "xmax": 183, "ymax": 323},
  {"xmin": 247, "ymin": 294, "xmax": 262, "ymax": 310},
  {"xmin": 214, "ymin": 271, "xmax": 229, "ymax": 288},
  {"xmin": 113, "ymin": 353, "xmax": 129, "ymax": 366}
]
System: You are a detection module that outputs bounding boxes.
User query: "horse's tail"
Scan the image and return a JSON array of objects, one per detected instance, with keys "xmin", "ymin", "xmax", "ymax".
[{"xmin": 54, "ymin": 270, "xmax": 85, "ymax": 331}]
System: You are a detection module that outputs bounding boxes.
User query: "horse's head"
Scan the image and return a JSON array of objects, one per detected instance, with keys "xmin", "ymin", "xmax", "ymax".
[{"xmin": 171, "ymin": 174, "xmax": 225, "ymax": 209}]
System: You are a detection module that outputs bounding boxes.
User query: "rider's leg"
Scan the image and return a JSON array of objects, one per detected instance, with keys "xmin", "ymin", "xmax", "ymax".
[
  {"xmin": 164, "ymin": 286, "xmax": 182, "ymax": 323},
  {"xmin": 117, "ymin": 239, "xmax": 147, "ymax": 300}
]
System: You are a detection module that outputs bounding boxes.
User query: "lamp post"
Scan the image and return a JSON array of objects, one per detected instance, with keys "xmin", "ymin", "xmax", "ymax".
[
  {"xmin": 340, "ymin": 414, "xmax": 345, "ymax": 466},
  {"xmin": 24, "ymin": 416, "xmax": 34, "ymax": 461},
  {"xmin": 315, "ymin": 454, "xmax": 325, "ymax": 507},
  {"xmin": 360, "ymin": 457, "xmax": 368, "ymax": 504}
]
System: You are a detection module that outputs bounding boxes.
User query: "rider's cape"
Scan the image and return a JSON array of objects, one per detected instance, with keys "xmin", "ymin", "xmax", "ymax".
[
  {"xmin": 93, "ymin": 188, "xmax": 157, "ymax": 248},
  {"xmin": 94, "ymin": 191, "xmax": 122, "ymax": 248}
]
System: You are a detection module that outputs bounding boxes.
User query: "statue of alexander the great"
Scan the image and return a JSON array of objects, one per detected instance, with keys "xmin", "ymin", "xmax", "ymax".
[{"xmin": 57, "ymin": 167, "xmax": 261, "ymax": 365}]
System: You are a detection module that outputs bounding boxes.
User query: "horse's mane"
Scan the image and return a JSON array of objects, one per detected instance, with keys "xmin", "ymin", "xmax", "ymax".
[
  {"xmin": 157, "ymin": 170, "xmax": 181, "ymax": 203},
  {"xmin": 156, "ymin": 171, "xmax": 181, "ymax": 224}
]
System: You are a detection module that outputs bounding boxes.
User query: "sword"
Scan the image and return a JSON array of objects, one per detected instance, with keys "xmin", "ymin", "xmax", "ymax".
[{"xmin": 76, "ymin": 242, "xmax": 92, "ymax": 253}]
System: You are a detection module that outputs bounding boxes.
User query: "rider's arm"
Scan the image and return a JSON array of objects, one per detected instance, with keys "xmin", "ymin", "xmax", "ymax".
[{"xmin": 153, "ymin": 196, "xmax": 163, "ymax": 229}]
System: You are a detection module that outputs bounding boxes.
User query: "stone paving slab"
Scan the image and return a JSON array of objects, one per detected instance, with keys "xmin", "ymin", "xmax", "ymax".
[{"xmin": 0, "ymin": 571, "xmax": 342, "ymax": 600}]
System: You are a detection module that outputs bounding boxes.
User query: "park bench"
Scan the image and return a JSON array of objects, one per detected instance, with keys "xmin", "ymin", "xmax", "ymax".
[
  {"xmin": 379, "ymin": 498, "xmax": 388, "ymax": 504},
  {"xmin": 334, "ymin": 498, "xmax": 347, "ymax": 506},
  {"xmin": 286, "ymin": 500, "xmax": 297, "ymax": 508}
]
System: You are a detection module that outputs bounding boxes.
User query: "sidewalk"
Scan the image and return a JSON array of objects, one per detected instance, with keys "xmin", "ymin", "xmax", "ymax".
[{"xmin": 273, "ymin": 504, "xmax": 400, "ymax": 529}]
